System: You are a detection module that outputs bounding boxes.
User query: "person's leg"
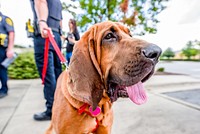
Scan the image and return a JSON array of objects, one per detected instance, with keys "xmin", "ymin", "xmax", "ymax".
[
  {"xmin": 33, "ymin": 33, "xmax": 62, "ymax": 121},
  {"xmin": 53, "ymin": 32, "xmax": 62, "ymax": 80},
  {"xmin": 0, "ymin": 47, "xmax": 8, "ymax": 98},
  {"xmin": 66, "ymin": 52, "xmax": 69, "ymax": 65},
  {"xmin": 33, "ymin": 36, "xmax": 54, "ymax": 120},
  {"xmin": 0, "ymin": 66, "xmax": 8, "ymax": 93},
  {"xmin": 43, "ymin": 51, "xmax": 57, "ymax": 113},
  {"xmin": 43, "ymin": 32, "xmax": 62, "ymax": 115},
  {"xmin": 66, "ymin": 52, "xmax": 72, "ymax": 65},
  {"xmin": 43, "ymin": 32, "xmax": 62, "ymax": 112},
  {"xmin": 68, "ymin": 52, "xmax": 72, "ymax": 64}
]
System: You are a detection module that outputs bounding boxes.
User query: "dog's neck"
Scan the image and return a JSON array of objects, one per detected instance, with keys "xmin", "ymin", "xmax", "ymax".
[{"xmin": 61, "ymin": 70, "xmax": 112, "ymax": 114}]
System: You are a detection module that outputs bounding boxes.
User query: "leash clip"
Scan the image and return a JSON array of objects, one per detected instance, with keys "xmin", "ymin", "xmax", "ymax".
[{"xmin": 61, "ymin": 61, "xmax": 69, "ymax": 70}]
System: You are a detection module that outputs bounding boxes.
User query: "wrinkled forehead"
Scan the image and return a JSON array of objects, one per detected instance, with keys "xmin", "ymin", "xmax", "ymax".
[{"xmin": 92, "ymin": 21, "xmax": 130, "ymax": 36}]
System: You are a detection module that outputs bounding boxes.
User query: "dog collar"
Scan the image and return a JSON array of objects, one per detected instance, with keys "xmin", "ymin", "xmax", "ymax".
[
  {"xmin": 78, "ymin": 103, "xmax": 101, "ymax": 117},
  {"xmin": 78, "ymin": 103, "xmax": 101, "ymax": 132}
]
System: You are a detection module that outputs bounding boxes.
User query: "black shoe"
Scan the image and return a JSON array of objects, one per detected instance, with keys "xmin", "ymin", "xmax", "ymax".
[
  {"xmin": 0, "ymin": 93, "xmax": 8, "ymax": 99},
  {"xmin": 33, "ymin": 111, "xmax": 51, "ymax": 121}
]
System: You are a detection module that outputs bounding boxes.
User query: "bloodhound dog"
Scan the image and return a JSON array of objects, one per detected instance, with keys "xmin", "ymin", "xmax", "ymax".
[{"xmin": 46, "ymin": 21, "xmax": 161, "ymax": 134}]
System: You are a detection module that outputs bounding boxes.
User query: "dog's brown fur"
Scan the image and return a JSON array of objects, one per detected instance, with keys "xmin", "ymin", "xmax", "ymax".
[{"xmin": 46, "ymin": 21, "xmax": 160, "ymax": 134}]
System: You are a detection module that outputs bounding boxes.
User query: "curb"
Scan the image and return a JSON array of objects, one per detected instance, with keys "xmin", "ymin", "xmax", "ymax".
[
  {"xmin": 145, "ymin": 81, "xmax": 200, "ymax": 88},
  {"xmin": 150, "ymin": 92, "xmax": 200, "ymax": 111}
]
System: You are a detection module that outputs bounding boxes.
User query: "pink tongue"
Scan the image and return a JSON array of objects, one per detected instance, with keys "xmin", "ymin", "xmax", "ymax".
[{"xmin": 126, "ymin": 81, "xmax": 147, "ymax": 105}]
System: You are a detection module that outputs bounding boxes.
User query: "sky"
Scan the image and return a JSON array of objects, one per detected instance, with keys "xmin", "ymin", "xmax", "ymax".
[{"xmin": 1, "ymin": 0, "xmax": 200, "ymax": 51}]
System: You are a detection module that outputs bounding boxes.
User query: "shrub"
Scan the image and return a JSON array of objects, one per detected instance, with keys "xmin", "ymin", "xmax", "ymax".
[
  {"xmin": 157, "ymin": 67, "xmax": 165, "ymax": 72},
  {"xmin": 8, "ymin": 52, "xmax": 39, "ymax": 79}
]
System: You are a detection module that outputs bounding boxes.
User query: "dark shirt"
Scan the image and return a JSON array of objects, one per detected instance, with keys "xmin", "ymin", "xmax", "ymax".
[
  {"xmin": 66, "ymin": 31, "xmax": 80, "ymax": 53},
  {"xmin": 30, "ymin": 0, "xmax": 62, "ymax": 34},
  {"xmin": 0, "ymin": 12, "xmax": 14, "ymax": 47}
]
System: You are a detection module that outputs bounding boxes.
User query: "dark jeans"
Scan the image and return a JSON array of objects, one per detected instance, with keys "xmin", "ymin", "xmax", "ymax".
[
  {"xmin": 33, "ymin": 32, "xmax": 62, "ymax": 113},
  {"xmin": 0, "ymin": 47, "xmax": 8, "ymax": 94},
  {"xmin": 66, "ymin": 51, "xmax": 72, "ymax": 65}
]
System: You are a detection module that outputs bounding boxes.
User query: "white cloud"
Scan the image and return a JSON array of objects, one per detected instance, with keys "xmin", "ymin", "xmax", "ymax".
[
  {"xmin": 178, "ymin": 0, "xmax": 200, "ymax": 24},
  {"xmin": 137, "ymin": 0, "xmax": 200, "ymax": 51}
]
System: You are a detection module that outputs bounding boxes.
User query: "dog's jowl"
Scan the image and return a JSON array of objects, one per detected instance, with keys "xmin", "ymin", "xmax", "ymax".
[{"xmin": 45, "ymin": 21, "xmax": 161, "ymax": 134}]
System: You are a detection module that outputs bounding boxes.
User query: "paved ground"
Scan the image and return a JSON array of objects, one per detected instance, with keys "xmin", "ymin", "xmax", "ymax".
[
  {"xmin": 0, "ymin": 74, "xmax": 200, "ymax": 134},
  {"xmin": 163, "ymin": 89, "xmax": 200, "ymax": 106},
  {"xmin": 156, "ymin": 61, "xmax": 200, "ymax": 78}
]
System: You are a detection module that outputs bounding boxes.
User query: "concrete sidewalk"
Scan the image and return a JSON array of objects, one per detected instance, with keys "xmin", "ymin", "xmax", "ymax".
[{"xmin": 0, "ymin": 74, "xmax": 200, "ymax": 134}]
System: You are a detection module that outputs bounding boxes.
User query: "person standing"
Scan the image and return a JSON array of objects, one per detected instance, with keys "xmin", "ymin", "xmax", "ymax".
[
  {"xmin": 0, "ymin": 12, "xmax": 15, "ymax": 98},
  {"xmin": 30, "ymin": 0, "xmax": 62, "ymax": 121},
  {"xmin": 65, "ymin": 19, "xmax": 80, "ymax": 65}
]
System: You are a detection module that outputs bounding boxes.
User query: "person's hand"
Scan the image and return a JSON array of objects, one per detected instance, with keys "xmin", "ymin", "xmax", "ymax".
[
  {"xmin": 61, "ymin": 35, "xmax": 66, "ymax": 40},
  {"xmin": 39, "ymin": 21, "xmax": 53, "ymax": 38},
  {"xmin": 68, "ymin": 37, "xmax": 75, "ymax": 44},
  {"xmin": 6, "ymin": 48, "xmax": 14, "ymax": 58}
]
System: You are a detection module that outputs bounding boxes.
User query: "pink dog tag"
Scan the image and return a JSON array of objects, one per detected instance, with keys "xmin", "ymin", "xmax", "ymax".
[{"xmin": 89, "ymin": 106, "xmax": 101, "ymax": 116}]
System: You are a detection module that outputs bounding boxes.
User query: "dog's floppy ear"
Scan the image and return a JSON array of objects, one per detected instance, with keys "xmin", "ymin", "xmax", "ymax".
[{"xmin": 67, "ymin": 26, "xmax": 104, "ymax": 110}]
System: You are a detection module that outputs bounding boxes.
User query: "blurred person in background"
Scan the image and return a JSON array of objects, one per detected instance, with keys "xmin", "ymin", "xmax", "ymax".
[
  {"xmin": 65, "ymin": 19, "xmax": 80, "ymax": 65},
  {"xmin": 0, "ymin": 12, "xmax": 15, "ymax": 99}
]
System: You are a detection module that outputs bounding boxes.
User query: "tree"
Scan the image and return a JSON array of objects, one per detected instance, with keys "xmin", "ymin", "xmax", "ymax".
[
  {"xmin": 62, "ymin": 0, "xmax": 169, "ymax": 35},
  {"xmin": 162, "ymin": 47, "xmax": 175, "ymax": 59},
  {"xmin": 182, "ymin": 41, "xmax": 199, "ymax": 59},
  {"xmin": 194, "ymin": 40, "xmax": 200, "ymax": 52},
  {"xmin": 62, "ymin": 1, "xmax": 80, "ymax": 17}
]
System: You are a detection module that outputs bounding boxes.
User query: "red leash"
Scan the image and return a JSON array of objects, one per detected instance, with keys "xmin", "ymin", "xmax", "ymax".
[{"xmin": 42, "ymin": 30, "xmax": 67, "ymax": 84}]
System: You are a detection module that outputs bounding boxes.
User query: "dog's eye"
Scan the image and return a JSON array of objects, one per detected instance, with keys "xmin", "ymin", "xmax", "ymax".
[{"xmin": 104, "ymin": 33, "xmax": 115, "ymax": 40}]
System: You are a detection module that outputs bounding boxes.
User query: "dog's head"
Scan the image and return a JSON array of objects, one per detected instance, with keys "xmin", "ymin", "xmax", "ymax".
[{"xmin": 66, "ymin": 21, "xmax": 161, "ymax": 110}]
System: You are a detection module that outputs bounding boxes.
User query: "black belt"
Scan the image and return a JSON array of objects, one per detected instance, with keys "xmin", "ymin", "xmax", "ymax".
[{"xmin": 51, "ymin": 27, "xmax": 59, "ymax": 33}]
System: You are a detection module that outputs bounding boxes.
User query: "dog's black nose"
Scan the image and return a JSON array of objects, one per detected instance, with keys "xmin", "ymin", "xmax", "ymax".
[{"xmin": 142, "ymin": 44, "xmax": 162, "ymax": 61}]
